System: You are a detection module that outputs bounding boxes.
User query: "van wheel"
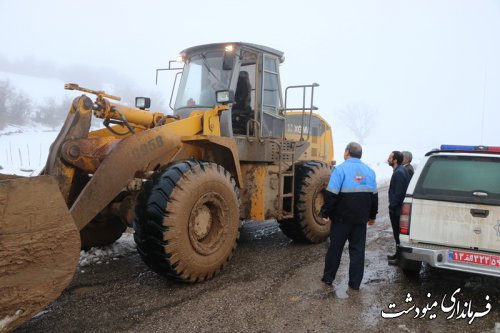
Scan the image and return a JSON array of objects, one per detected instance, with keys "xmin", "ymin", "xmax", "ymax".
[
  {"xmin": 278, "ymin": 161, "xmax": 332, "ymax": 243},
  {"xmin": 133, "ymin": 160, "xmax": 240, "ymax": 282},
  {"xmin": 399, "ymin": 257, "xmax": 422, "ymax": 276}
]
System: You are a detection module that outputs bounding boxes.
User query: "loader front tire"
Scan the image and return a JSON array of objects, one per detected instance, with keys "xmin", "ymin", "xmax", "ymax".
[
  {"xmin": 278, "ymin": 162, "xmax": 331, "ymax": 243},
  {"xmin": 134, "ymin": 160, "xmax": 240, "ymax": 282}
]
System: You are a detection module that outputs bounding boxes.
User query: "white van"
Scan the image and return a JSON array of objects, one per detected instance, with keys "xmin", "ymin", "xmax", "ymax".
[{"xmin": 398, "ymin": 145, "xmax": 500, "ymax": 277}]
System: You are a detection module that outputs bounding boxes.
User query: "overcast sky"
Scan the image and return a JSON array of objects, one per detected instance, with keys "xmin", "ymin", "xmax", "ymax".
[{"xmin": 0, "ymin": 0, "xmax": 499, "ymax": 155}]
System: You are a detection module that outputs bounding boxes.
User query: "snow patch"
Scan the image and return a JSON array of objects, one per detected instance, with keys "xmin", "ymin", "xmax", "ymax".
[
  {"xmin": 0, "ymin": 128, "xmax": 58, "ymax": 176},
  {"xmin": 79, "ymin": 233, "xmax": 136, "ymax": 267},
  {"xmin": 0, "ymin": 309, "xmax": 23, "ymax": 331}
]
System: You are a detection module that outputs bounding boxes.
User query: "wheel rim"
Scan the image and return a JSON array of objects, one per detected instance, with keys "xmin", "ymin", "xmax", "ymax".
[
  {"xmin": 313, "ymin": 188, "xmax": 329, "ymax": 226},
  {"xmin": 188, "ymin": 192, "xmax": 228, "ymax": 256}
]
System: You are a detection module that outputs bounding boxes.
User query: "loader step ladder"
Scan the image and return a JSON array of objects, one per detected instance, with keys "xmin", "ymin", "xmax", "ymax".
[
  {"xmin": 277, "ymin": 142, "xmax": 296, "ymax": 219},
  {"xmin": 279, "ymin": 83, "xmax": 319, "ymax": 219}
]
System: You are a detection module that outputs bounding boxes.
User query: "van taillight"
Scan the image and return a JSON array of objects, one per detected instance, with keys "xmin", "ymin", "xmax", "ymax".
[{"xmin": 400, "ymin": 203, "xmax": 412, "ymax": 235}]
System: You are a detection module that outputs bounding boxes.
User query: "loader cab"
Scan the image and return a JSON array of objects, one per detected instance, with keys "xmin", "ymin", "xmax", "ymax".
[{"xmin": 172, "ymin": 43, "xmax": 285, "ymax": 139}]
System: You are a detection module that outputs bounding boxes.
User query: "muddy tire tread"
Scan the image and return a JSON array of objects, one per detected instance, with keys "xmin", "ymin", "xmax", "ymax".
[
  {"xmin": 278, "ymin": 161, "xmax": 331, "ymax": 243},
  {"xmin": 134, "ymin": 160, "xmax": 240, "ymax": 282}
]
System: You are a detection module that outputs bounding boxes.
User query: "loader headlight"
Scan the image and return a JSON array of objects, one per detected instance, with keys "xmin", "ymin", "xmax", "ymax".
[
  {"xmin": 216, "ymin": 90, "xmax": 234, "ymax": 104},
  {"xmin": 176, "ymin": 55, "xmax": 185, "ymax": 63},
  {"xmin": 135, "ymin": 97, "xmax": 151, "ymax": 110}
]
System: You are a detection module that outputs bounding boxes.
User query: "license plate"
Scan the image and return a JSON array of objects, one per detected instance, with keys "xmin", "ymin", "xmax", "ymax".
[{"xmin": 449, "ymin": 250, "xmax": 500, "ymax": 267}]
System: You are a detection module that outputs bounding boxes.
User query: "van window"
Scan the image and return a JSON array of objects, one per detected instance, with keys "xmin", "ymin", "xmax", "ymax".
[{"xmin": 413, "ymin": 155, "xmax": 500, "ymax": 205}]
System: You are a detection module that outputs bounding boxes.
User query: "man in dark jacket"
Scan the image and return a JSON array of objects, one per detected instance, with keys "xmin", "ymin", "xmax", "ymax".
[
  {"xmin": 320, "ymin": 142, "xmax": 378, "ymax": 290},
  {"xmin": 387, "ymin": 151, "xmax": 410, "ymax": 265}
]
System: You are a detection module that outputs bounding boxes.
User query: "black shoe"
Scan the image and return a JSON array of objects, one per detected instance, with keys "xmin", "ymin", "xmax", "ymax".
[
  {"xmin": 387, "ymin": 253, "xmax": 397, "ymax": 260},
  {"xmin": 348, "ymin": 283, "xmax": 359, "ymax": 291},
  {"xmin": 321, "ymin": 277, "xmax": 333, "ymax": 285}
]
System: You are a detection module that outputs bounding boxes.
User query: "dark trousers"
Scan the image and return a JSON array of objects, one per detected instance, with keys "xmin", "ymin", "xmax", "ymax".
[
  {"xmin": 323, "ymin": 221, "xmax": 367, "ymax": 289},
  {"xmin": 389, "ymin": 212, "xmax": 400, "ymax": 245}
]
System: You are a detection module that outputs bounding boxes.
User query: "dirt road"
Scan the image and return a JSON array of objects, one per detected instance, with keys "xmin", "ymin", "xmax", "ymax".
[{"xmin": 15, "ymin": 186, "xmax": 500, "ymax": 333}]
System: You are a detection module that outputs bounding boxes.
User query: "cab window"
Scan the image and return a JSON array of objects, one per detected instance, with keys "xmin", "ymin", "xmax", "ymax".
[
  {"xmin": 175, "ymin": 51, "xmax": 233, "ymax": 109},
  {"xmin": 262, "ymin": 55, "xmax": 282, "ymax": 116}
]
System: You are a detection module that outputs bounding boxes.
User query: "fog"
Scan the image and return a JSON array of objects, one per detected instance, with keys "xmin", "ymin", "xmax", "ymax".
[{"xmin": 1, "ymin": 0, "xmax": 499, "ymax": 157}]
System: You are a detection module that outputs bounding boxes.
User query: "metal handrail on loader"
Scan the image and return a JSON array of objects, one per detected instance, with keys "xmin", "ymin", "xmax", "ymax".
[{"xmin": 284, "ymin": 83, "xmax": 319, "ymax": 141}]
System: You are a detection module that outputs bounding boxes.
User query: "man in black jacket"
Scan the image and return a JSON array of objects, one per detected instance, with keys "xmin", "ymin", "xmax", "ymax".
[
  {"xmin": 387, "ymin": 151, "xmax": 410, "ymax": 265},
  {"xmin": 320, "ymin": 142, "xmax": 378, "ymax": 290}
]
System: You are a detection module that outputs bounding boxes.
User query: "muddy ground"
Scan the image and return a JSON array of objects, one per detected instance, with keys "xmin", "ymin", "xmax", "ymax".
[{"xmin": 16, "ymin": 186, "xmax": 500, "ymax": 333}]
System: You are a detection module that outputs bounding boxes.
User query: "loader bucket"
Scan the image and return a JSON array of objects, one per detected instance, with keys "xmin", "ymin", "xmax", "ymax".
[{"xmin": 0, "ymin": 175, "xmax": 80, "ymax": 332}]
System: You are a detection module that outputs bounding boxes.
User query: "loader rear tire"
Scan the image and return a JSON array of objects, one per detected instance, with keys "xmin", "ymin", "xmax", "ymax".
[
  {"xmin": 80, "ymin": 215, "xmax": 127, "ymax": 250},
  {"xmin": 278, "ymin": 161, "xmax": 331, "ymax": 243},
  {"xmin": 134, "ymin": 160, "xmax": 240, "ymax": 282}
]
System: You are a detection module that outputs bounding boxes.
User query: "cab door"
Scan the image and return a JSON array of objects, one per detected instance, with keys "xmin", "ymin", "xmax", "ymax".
[{"xmin": 260, "ymin": 54, "xmax": 284, "ymax": 138}]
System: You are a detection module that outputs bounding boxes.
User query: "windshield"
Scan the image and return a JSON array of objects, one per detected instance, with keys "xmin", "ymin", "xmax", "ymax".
[{"xmin": 174, "ymin": 50, "xmax": 233, "ymax": 109}]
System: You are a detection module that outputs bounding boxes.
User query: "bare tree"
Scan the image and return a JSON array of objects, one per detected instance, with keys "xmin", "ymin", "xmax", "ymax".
[
  {"xmin": 0, "ymin": 80, "xmax": 11, "ymax": 129},
  {"xmin": 34, "ymin": 96, "xmax": 73, "ymax": 128},
  {"xmin": 337, "ymin": 103, "xmax": 377, "ymax": 144},
  {"xmin": 8, "ymin": 91, "xmax": 32, "ymax": 125},
  {"xmin": 0, "ymin": 79, "xmax": 32, "ymax": 129}
]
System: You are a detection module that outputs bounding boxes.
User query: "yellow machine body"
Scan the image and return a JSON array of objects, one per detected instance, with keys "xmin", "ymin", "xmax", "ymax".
[{"xmin": 0, "ymin": 42, "xmax": 335, "ymax": 332}]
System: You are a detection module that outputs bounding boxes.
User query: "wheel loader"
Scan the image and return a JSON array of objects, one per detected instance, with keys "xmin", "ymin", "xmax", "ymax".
[{"xmin": 0, "ymin": 42, "xmax": 334, "ymax": 332}]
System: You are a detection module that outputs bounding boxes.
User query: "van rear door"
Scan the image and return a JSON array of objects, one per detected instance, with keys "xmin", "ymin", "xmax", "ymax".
[{"xmin": 473, "ymin": 204, "xmax": 500, "ymax": 252}]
